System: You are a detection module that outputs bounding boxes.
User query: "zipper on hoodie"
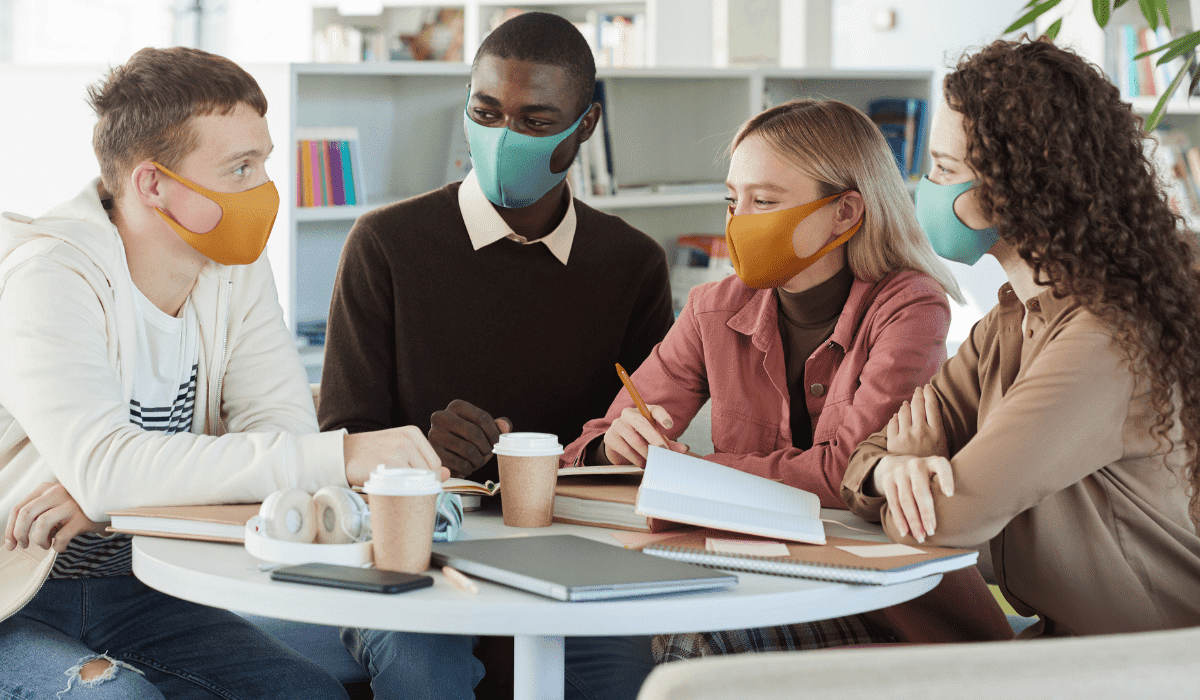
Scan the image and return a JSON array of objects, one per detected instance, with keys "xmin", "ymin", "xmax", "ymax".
[{"xmin": 212, "ymin": 279, "xmax": 232, "ymax": 425}]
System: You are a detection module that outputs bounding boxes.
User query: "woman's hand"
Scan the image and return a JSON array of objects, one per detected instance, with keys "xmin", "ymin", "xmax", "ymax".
[
  {"xmin": 4, "ymin": 482, "xmax": 107, "ymax": 553},
  {"xmin": 872, "ymin": 454, "xmax": 954, "ymax": 543},
  {"xmin": 886, "ymin": 385, "xmax": 949, "ymax": 458},
  {"xmin": 602, "ymin": 405, "xmax": 689, "ymax": 467},
  {"xmin": 874, "ymin": 386, "xmax": 954, "ymax": 542}
]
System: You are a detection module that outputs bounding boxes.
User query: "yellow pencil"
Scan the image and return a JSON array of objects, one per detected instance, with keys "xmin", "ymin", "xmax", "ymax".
[{"xmin": 615, "ymin": 363, "xmax": 666, "ymax": 443}]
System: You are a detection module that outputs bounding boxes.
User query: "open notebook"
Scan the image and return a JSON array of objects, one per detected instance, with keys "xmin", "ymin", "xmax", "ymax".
[{"xmin": 635, "ymin": 446, "xmax": 825, "ymax": 544}]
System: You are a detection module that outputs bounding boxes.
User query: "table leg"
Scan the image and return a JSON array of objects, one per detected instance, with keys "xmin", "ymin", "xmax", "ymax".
[{"xmin": 513, "ymin": 634, "xmax": 565, "ymax": 700}]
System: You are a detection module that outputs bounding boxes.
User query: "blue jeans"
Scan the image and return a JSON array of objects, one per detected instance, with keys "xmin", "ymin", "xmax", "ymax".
[
  {"xmin": 0, "ymin": 575, "xmax": 349, "ymax": 700},
  {"xmin": 343, "ymin": 628, "xmax": 655, "ymax": 700}
]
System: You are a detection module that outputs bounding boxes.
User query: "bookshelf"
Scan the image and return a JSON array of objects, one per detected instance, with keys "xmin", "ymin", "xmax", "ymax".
[
  {"xmin": 1043, "ymin": 0, "xmax": 1200, "ymax": 231},
  {"xmin": 266, "ymin": 62, "xmax": 931, "ymax": 380}
]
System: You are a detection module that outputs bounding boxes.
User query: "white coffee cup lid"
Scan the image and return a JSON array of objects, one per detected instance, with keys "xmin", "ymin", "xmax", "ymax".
[
  {"xmin": 362, "ymin": 467, "xmax": 443, "ymax": 496},
  {"xmin": 493, "ymin": 432, "xmax": 564, "ymax": 457}
]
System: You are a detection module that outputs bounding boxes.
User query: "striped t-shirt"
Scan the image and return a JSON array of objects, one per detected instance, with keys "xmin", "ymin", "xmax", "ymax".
[{"xmin": 50, "ymin": 289, "xmax": 199, "ymax": 579}]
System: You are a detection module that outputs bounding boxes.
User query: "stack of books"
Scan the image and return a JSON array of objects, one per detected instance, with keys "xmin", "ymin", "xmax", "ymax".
[{"xmin": 296, "ymin": 127, "xmax": 366, "ymax": 208}]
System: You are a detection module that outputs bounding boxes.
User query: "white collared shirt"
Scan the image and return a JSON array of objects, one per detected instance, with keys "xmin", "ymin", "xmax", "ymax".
[{"xmin": 457, "ymin": 169, "xmax": 576, "ymax": 265}]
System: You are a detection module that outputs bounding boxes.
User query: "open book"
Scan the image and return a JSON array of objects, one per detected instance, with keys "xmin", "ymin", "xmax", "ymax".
[
  {"xmin": 441, "ymin": 464, "xmax": 644, "ymax": 509},
  {"xmin": 641, "ymin": 529, "xmax": 978, "ymax": 585},
  {"xmin": 635, "ymin": 446, "xmax": 825, "ymax": 544}
]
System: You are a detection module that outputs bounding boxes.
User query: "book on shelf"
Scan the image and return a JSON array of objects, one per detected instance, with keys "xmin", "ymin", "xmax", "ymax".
[
  {"xmin": 1115, "ymin": 24, "xmax": 1192, "ymax": 101},
  {"xmin": 295, "ymin": 127, "xmax": 365, "ymax": 208},
  {"xmin": 635, "ymin": 446, "xmax": 825, "ymax": 544},
  {"xmin": 107, "ymin": 503, "xmax": 260, "ymax": 544},
  {"xmin": 571, "ymin": 80, "xmax": 617, "ymax": 197},
  {"xmin": 572, "ymin": 11, "xmax": 646, "ymax": 69},
  {"xmin": 1148, "ymin": 128, "xmax": 1200, "ymax": 230},
  {"xmin": 868, "ymin": 98, "xmax": 927, "ymax": 179},
  {"xmin": 639, "ymin": 529, "xmax": 978, "ymax": 585}
]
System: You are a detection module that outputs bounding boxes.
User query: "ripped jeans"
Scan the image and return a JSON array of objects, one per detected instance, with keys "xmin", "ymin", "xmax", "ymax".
[{"xmin": 0, "ymin": 575, "xmax": 348, "ymax": 699}]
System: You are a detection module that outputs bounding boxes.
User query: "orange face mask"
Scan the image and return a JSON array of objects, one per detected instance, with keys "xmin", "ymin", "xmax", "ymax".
[
  {"xmin": 152, "ymin": 162, "xmax": 279, "ymax": 266},
  {"xmin": 725, "ymin": 191, "xmax": 863, "ymax": 289}
]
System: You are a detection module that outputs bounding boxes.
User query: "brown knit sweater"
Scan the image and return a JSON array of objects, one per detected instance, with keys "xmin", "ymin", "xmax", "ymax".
[{"xmin": 318, "ymin": 182, "xmax": 675, "ymax": 482}]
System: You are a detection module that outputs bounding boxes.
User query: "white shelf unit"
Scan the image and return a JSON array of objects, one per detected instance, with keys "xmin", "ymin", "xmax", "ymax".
[{"xmin": 276, "ymin": 62, "xmax": 931, "ymax": 380}]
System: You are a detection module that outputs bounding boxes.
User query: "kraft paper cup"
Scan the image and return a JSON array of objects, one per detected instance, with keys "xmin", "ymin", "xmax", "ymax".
[
  {"xmin": 363, "ymin": 467, "xmax": 442, "ymax": 573},
  {"xmin": 494, "ymin": 433, "xmax": 563, "ymax": 528}
]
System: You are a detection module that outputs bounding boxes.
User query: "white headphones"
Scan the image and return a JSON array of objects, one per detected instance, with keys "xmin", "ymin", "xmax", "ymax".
[{"xmin": 259, "ymin": 486, "xmax": 370, "ymax": 544}]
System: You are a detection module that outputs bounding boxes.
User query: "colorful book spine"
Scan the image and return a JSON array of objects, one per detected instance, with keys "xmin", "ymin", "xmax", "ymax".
[
  {"xmin": 319, "ymin": 140, "xmax": 335, "ymax": 207},
  {"xmin": 308, "ymin": 141, "xmax": 323, "ymax": 206},
  {"xmin": 300, "ymin": 141, "xmax": 315, "ymax": 207},
  {"xmin": 327, "ymin": 141, "xmax": 346, "ymax": 206},
  {"xmin": 295, "ymin": 130, "xmax": 363, "ymax": 207},
  {"xmin": 339, "ymin": 141, "xmax": 357, "ymax": 206},
  {"xmin": 296, "ymin": 142, "xmax": 304, "ymax": 207}
]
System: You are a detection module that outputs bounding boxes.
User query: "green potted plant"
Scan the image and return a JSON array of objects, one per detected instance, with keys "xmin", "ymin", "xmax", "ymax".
[{"xmin": 1008, "ymin": 0, "xmax": 1197, "ymax": 128}]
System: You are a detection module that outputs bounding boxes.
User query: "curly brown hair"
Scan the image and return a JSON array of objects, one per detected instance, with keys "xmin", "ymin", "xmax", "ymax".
[{"xmin": 944, "ymin": 37, "xmax": 1200, "ymax": 524}]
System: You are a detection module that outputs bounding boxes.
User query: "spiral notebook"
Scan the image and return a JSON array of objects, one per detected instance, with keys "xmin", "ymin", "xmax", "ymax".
[{"xmin": 641, "ymin": 531, "xmax": 977, "ymax": 585}]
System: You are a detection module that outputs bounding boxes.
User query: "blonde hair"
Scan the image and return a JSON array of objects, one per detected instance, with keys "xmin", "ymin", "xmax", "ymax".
[{"xmin": 732, "ymin": 99, "xmax": 964, "ymax": 304}]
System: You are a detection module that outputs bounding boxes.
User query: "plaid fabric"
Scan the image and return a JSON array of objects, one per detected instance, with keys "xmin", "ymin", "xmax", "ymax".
[{"xmin": 653, "ymin": 613, "xmax": 897, "ymax": 664}]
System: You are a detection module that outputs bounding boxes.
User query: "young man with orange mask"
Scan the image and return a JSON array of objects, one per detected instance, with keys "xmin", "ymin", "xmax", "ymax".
[{"xmin": 0, "ymin": 47, "xmax": 444, "ymax": 699}]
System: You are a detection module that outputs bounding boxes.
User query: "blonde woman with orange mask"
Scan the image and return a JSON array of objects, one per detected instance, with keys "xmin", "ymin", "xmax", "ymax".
[{"xmin": 562, "ymin": 99, "xmax": 1012, "ymax": 662}]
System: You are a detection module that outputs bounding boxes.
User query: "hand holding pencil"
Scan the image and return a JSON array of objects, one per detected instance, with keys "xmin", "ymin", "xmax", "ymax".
[{"xmin": 602, "ymin": 364, "xmax": 690, "ymax": 467}]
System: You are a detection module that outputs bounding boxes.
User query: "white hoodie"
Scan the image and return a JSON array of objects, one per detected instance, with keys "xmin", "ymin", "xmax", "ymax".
[{"xmin": 0, "ymin": 179, "xmax": 347, "ymax": 530}]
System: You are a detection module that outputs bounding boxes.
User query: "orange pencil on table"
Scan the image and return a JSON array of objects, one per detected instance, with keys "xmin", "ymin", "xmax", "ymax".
[{"xmin": 615, "ymin": 363, "xmax": 667, "ymax": 444}]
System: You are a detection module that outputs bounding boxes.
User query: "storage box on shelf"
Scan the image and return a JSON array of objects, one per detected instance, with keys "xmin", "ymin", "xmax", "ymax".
[{"xmin": 276, "ymin": 62, "xmax": 931, "ymax": 380}]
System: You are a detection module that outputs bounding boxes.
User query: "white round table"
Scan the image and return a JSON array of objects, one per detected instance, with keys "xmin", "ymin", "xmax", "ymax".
[{"xmin": 133, "ymin": 509, "xmax": 940, "ymax": 700}]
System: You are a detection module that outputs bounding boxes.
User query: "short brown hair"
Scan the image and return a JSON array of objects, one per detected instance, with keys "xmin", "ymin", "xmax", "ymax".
[{"xmin": 87, "ymin": 46, "xmax": 268, "ymax": 201}]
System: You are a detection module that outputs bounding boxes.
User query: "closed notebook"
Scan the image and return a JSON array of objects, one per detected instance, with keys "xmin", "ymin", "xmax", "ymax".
[
  {"xmin": 107, "ymin": 503, "xmax": 260, "ymax": 544},
  {"xmin": 430, "ymin": 534, "xmax": 737, "ymax": 601},
  {"xmin": 642, "ymin": 530, "xmax": 978, "ymax": 586},
  {"xmin": 553, "ymin": 474, "xmax": 649, "ymax": 532}
]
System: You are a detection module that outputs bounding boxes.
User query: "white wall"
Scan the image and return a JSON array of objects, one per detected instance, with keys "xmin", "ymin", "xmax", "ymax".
[
  {"xmin": 0, "ymin": 64, "xmax": 104, "ymax": 217},
  {"xmin": 833, "ymin": 0, "xmax": 1024, "ymax": 346}
]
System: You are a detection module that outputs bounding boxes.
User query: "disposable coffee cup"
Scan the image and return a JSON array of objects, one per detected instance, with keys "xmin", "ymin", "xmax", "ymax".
[
  {"xmin": 362, "ymin": 467, "xmax": 442, "ymax": 573},
  {"xmin": 494, "ymin": 432, "xmax": 563, "ymax": 528}
]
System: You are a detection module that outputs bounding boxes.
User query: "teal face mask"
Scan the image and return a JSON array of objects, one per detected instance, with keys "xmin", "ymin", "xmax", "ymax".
[
  {"xmin": 915, "ymin": 176, "xmax": 1000, "ymax": 266},
  {"xmin": 464, "ymin": 105, "xmax": 587, "ymax": 209}
]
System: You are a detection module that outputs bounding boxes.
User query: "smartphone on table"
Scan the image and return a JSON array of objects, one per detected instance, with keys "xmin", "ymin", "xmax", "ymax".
[{"xmin": 270, "ymin": 563, "xmax": 433, "ymax": 594}]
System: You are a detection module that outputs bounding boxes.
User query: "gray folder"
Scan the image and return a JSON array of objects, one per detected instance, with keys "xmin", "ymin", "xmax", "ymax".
[{"xmin": 430, "ymin": 534, "xmax": 738, "ymax": 601}]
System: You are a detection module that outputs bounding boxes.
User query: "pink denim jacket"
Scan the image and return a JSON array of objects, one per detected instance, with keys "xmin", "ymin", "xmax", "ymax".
[{"xmin": 562, "ymin": 268, "xmax": 951, "ymax": 508}]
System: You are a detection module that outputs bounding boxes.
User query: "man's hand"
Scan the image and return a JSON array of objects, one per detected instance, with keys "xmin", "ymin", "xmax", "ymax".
[
  {"xmin": 344, "ymin": 426, "xmax": 450, "ymax": 486},
  {"xmin": 428, "ymin": 400, "xmax": 513, "ymax": 478},
  {"xmin": 4, "ymin": 482, "xmax": 107, "ymax": 553},
  {"xmin": 886, "ymin": 385, "xmax": 949, "ymax": 458},
  {"xmin": 601, "ymin": 404, "xmax": 689, "ymax": 468}
]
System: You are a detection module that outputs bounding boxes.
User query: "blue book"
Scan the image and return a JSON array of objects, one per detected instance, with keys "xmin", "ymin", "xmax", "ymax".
[
  {"xmin": 338, "ymin": 140, "xmax": 356, "ymax": 206},
  {"xmin": 868, "ymin": 98, "xmax": 928, "ymax": 178}
]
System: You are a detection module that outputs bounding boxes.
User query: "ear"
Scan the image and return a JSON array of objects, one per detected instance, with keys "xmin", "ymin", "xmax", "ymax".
[
  {"xmin": 831, "ymin": 191, "xmax": 865, "ymax": 237},
  {"xmin": 129, "ymin": 162, "xmax": 168, "ymax": 210},
  {"xmin": 575, "ymin": 102, "xmax": 602, "ymax": 144}
]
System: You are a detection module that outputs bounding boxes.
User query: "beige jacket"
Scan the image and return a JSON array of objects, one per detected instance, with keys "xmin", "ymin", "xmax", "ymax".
[
  {"xmin": 843, "ymin": 283, "xmax": 1200, "ymax": 636},
  {"xmin": 0, "ymin": 180, "xmax": 346, "ymax": 615}
]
